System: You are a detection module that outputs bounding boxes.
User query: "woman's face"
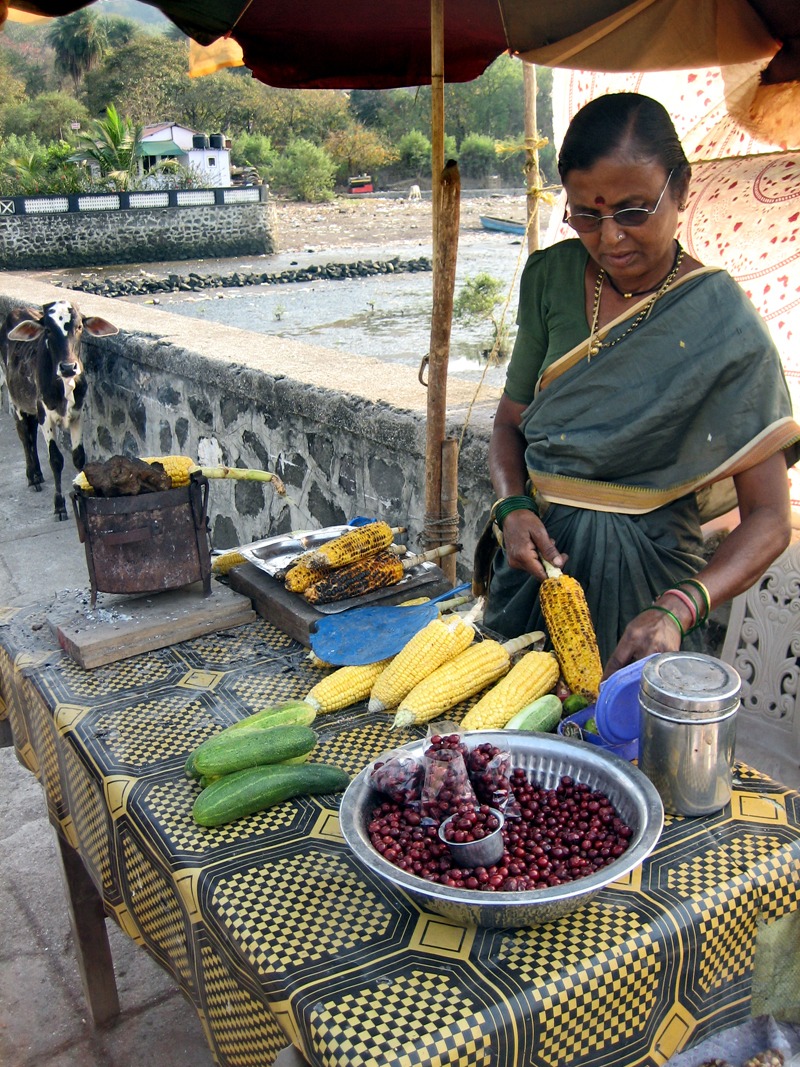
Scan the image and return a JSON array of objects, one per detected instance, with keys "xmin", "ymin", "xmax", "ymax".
[{"xmin": 562, "ymin": 156, "xmax": 684, "ymax": 288}]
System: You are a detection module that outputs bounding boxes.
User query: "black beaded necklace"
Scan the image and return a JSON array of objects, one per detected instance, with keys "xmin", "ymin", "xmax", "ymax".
[{"xmin": 605, "ymin": 241, "xmax": 682, "ymax": 299}]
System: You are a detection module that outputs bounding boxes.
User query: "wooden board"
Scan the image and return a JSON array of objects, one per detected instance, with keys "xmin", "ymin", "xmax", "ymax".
[
  {"xmin": 49, "ymin": 581, "xmax": 256, "ymax": 669},
  {"xmin": 228, "ymin": 561, "xmax": 453, "ymax": 646}
]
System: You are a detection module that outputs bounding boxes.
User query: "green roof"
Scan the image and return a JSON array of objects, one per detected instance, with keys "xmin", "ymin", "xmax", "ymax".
[{"xmin": 137, "ymin": 140, "xmax": 185, "ymax": 157}]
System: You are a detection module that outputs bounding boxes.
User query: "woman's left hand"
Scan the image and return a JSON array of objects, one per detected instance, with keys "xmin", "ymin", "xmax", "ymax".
[{"xmin": 602, "ymin": 609, "xmax": 682, "ymax": 679}]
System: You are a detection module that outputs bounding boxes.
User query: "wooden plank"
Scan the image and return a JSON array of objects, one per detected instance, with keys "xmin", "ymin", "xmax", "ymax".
[
  {"xmin": 49, "ymin": 582, "xmax": 255, "ymax": 669},
  {"xmin": 229, "ymin": 562, "xmax": 453, "ymax": 647}
]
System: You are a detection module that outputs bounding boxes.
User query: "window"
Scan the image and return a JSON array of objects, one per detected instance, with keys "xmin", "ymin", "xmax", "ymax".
[{"xmin": 208, "ymin": 157, "xmax": 216, "ymax": 166}]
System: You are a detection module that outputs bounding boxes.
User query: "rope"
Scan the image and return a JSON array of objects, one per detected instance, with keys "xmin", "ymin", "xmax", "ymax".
[{"xmin": 422, "ymin": 510, "xmax": 460, "ymax": 550}]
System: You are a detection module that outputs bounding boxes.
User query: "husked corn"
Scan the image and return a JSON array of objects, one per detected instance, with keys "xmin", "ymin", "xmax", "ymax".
[
  {"xmin": 368, "ymin": 614, "xmax": 476, "ymax": 713},
  {"xmin": 392, "ymin": 630, "xmax": 544, "ymax": 728},
  {"xmin": 539, "ymin": 564, "xmax": 602, "ymax": 701},
  {"xmin": 211, "ymin": 550, "xmax": 247, "ymax": 575},
  {"xmin": 460, "ymin": 651, "xmax": 559, "ymax": 730},
  {"xmin": 305, "ymin": 659, "xmax": 392, "ymax": 714}
]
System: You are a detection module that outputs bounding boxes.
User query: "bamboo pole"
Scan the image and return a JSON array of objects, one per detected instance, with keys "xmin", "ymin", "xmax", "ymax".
[
  {"xmin": 423, "ymin": 159, "xmax": 461, "ymax": 557},
  {"xmin": 523, "ymin": 61, "xmax": 540, "ymax": 254},
  {"xmin": 431, "ymin": 0, "xmax": 445, "ymax": 247},
  {"xmin": 439, "ymin": 437, "xmax": 459, "ymax": 584}
]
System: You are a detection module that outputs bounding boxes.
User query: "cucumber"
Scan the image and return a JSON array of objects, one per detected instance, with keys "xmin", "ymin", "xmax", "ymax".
[
  {"xmin": 505, "ymin": 693, "xmax": 563, "ymax": 733},
  {"xmin": 185, "ymin": 751, "xmax": 201, "ymax": 780},
  {"xmin": 562, "ymin": 693, "xmax": 590, "ymax": 716},
  {"xmin": 226, "ymin": 701, "xmax": 316, "ymax": 732},
  {"xmin": 192, "ymin": 762, "xmax": 351, "ymax": 827},
  {"xmin": 192, "ymin": 723, "xmax": 318, "ymax": 778}
]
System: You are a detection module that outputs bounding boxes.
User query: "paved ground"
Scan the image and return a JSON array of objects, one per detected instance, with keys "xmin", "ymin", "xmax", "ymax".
[{"xmin": 0, "ymin": 404, "xmax": 797, "ymax": 1067}]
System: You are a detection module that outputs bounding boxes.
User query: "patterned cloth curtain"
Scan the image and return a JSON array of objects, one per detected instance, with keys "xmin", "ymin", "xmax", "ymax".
[{"xmin": 547, "ymin": 62, "xmax": 800, "ymax": 514}]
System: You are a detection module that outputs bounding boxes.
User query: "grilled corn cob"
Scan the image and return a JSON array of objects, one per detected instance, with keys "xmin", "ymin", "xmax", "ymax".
[
  {"xmin": 284, "ymin": 562, "xmax": 319, "ymax": 593},
  {"xmin": 211, "ymin": 550, "xmax": 248, "ymax": 575},
  {"xmin": 539, "ymin": 560, "xmax": 602, "ymax": 701},
  {"xmin": 298, "ymin": 521, "xmax": 399, "ymax": 574},
  {"xmin": 392, "ymin": 630, "xmax": 544, "ymax": 728},
  {"xmin": 368, "ymin": 613, "xmax": 477, "ymax": 713},
  {"xmin": 75, "ymin": 455, "xmax": 285, "ymax": 495},
  {"xmin": 305, "ymin": 659, "xmax": 392, "ymax": 714},
  {"xmin": 303, "ymin": 544, "xmax": 458, "ymax": 605},
  {"xmin": 460, "ymin": 650, "xmax": 559, "ymax": 730}
]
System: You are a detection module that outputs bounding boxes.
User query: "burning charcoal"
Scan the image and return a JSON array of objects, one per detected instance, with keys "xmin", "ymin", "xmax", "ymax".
[{"xmin": 81, "ymin": 455, "xmax": 172, "ymax": 496}]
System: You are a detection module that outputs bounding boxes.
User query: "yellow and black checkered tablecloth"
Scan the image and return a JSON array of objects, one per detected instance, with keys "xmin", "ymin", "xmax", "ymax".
[{"xmin": 2, "ymin": 600, "xmax": 800, "ymax": 1067}]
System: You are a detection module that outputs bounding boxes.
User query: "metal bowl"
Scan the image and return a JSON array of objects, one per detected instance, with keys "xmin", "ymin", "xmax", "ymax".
[{"xmin": 339, "ymin": 730, "xmax": 664, "ymax": 928}]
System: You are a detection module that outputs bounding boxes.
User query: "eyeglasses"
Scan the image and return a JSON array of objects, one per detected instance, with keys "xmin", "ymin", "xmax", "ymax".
[{"xmin": 563, "ymin": 170, "xmax": 674, "ymax": 234}]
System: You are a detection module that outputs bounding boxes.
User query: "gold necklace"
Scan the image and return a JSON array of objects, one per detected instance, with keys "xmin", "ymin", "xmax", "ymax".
[{"xmin": 588, "ymin": 245, "xmax": 684, "ymax": 361}]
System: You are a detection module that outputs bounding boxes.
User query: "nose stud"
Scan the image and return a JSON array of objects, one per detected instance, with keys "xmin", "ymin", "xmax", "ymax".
[{"xmin": 617, "ymin": 233, "xmax": 625, "ymax": 241}]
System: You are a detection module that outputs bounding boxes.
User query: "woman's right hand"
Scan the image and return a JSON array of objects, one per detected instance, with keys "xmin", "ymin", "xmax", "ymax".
[{"xmin": 501, "ymin": 508, "xmax": 566, "ymax": 581}]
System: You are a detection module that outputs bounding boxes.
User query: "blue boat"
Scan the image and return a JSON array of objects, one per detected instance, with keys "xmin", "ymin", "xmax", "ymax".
[{"xmin": 480, "ymin": 214, "xmax": 526, "ymax": 236}]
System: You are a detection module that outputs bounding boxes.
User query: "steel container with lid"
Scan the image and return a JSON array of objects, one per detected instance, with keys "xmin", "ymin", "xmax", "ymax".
[{"xmin": 637, "ymin": 652, "xmax": 741, "ymax": 816}]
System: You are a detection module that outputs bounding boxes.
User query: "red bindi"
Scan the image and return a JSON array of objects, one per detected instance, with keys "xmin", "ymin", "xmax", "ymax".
[{"xmin": 594, "ymin": 196, "xmax": 605, "ymax": 205}]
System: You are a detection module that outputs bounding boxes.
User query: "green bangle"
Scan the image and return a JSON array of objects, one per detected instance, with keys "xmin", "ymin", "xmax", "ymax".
[
  {"xmin": 646, "ymin": 604, "xmax": 685, "ymax": 640},
  {"xmin": 491, "ymin": 494, "xmax": 537, "ymax": 529},
  {"xmin": 680, "ymin": 578, "xmax": 711, "ymax": 621}
]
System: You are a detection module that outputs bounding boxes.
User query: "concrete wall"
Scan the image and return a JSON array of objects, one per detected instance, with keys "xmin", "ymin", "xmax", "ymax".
[
  {"xmin": 0, "ymin": 277, "xmax": 500, "ymax": 581},
  {"xmin": 0, "ymin": 200, "xmax": 275, "ymax": 270}
]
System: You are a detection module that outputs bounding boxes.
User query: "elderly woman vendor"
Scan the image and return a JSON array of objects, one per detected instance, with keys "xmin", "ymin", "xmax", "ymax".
[{"xmin": 483, "ymin": 92, "xmax": 800, "ymax": 676}]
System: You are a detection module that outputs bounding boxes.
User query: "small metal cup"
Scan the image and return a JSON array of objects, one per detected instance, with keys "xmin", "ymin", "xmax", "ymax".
[{"xmin": 438, "ymin": 807, "xmax": 505, "ymax": 867}]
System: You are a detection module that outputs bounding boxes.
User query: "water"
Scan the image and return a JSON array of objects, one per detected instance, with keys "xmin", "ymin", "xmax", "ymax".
[{"xmin": 126, "ymin": 230, "xmax": 533, "ymax": 388}]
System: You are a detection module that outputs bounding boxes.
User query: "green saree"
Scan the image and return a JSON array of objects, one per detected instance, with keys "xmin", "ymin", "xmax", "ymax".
[{"xmin": 484, "ymin": 243, "xmax": 800, "ymax": 663}]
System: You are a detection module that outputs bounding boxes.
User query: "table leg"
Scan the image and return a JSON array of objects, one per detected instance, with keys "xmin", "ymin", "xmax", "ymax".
[{"xmin": 55, "ymin": 832, "xmax": 121, "ymax": 1026}]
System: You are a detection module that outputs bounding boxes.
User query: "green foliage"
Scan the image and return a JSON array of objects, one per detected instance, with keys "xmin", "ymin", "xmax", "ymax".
[
  {"xmin": 324, "ymin": 124, "xmax": 397, "ymax": 180},
  {"xmin": 454, "ymin": 273, "xmax": 511, "ymax": 361},
  {"xmin": 83, "ymin": 35, "xmax": 189, "ymax": 124},
  {"xmin": 397, "ymin": 130, "xmax": 431, "ymax": 178},
  {"xmin": 271, "ymin": 139, "xmax": 336, "ymax": 202},
  {"xmin": 457, "ymin": 134, "xmax": 497, "ymax": 179},
  {"xmin": 47, "ymin": 9, "xmax": 108, "ymax": 90},
  {"xmin": 0, "ymin": 136, "xmax": 89, "ymax": 196},
  {"xmin": 230, "ymin": 133, "xmax": 277, "ymax": 177},
  {"xmin": 2, "ymin": 91, "xmax": 90, "ymax": 144},
  {"xmin": 70, "ymin": 103, "xmax": 143, "ymax": 190}
]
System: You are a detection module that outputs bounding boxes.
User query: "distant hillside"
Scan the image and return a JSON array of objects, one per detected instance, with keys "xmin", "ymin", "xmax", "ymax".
[{"xmin": 93, "ymin": 0, "xmax": 169, "ymax": 27}]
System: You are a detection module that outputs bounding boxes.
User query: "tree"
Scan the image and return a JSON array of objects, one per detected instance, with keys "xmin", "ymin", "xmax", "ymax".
[
  {"xmin": 457, "ymin": 133, "xmax": 497, "ymax": 179},
  {"xmin": 47, "ymin": 10, "xmax": 108, "ymax": 91},
  {"xmin": 324, "ymin": 124, "xmax": 397, "ymax": 180},
  {"xmin": 397, "ymin": 130, "xmax": 431, "ymax": 179},
  {"xmin": 83, "ymin": 35, "xmax": 189, "ymax": 124},
  {"xmin": 175, "ymin": 71, "xmax": 266, "ymax": 136},
  {"xmin": 453, "ymin": 273, "xmax": 511, "ymax": 361},
  {"xmin": 271, "ymin": 139, "xmax": 336, "ymax": 201},
  {"xmin": 71, "ymin": 103, "xmax": 143, "ymax": 190},
  {"xmin": 0, "ymin": 58, "xmax": 27, "ymax": 134},
  {"xmin": 2, "ymin": 91, "xmax": 90, "ymax": 144}
]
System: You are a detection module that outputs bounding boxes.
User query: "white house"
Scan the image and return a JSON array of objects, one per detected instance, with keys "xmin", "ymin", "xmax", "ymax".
[{"xmin": 138, "ymin": 123, "xmax": 232, "ymax": 187}]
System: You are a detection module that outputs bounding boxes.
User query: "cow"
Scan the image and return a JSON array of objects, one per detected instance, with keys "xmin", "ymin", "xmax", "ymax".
[{"xmin": 1, "ymin": 300, "xmax": 118, "ymax": 520}]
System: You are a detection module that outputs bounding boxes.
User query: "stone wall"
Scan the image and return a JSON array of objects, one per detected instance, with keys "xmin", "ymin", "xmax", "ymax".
[
  {"xmin": 0, "ymin": 199, "xmax": 276, "ymax": 269},
  {"xmin": 0, "ymin": 279, "xmax": 500, "ymax": 584}
]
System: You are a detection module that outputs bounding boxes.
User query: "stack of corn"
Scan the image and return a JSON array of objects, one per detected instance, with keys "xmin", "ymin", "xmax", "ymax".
[
  {"xmin": 538, "ymin": 559, "xmax": 603, "ymax": 702},
  {"xmin": 459, "ymin": 650, "xmax": 559, "ymax": 730},
  {"xmin": 284, "ymin": 522, "xmax": 399, "ymax": 595},
  {"xmin": 75, "ymin": 455, "xmax": 285, "ymax": 495},
  {"xmin": 305, "ymin": 659, "xmax": 394, "ymax": 714}
]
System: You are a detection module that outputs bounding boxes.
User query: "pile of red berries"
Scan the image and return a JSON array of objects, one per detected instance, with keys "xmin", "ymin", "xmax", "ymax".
[{"xmin": 367, "ymin": 737, "xmax": 633, "ymax": 892}]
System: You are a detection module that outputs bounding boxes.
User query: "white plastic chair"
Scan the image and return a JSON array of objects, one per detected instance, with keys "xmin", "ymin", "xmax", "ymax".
[{"xmin": 721, "ymin": 537, "xmax": 800, "ymax": 788}]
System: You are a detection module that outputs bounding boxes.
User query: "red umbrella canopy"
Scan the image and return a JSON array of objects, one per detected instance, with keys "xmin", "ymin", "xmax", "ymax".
[{"xmin": 2, "ymin": 0, "xmax": 792, "ymax": 89}]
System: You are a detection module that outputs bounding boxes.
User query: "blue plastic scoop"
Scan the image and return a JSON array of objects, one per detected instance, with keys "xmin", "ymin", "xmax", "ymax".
[{"xmin": 310, "ymin": 582, "xmax": 472, "ymax": 665}]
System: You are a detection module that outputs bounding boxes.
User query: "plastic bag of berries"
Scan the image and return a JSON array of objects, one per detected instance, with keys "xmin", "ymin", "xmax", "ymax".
[
  {"xmin": 466, "ymin": 740, "xmax": 521, "ymax": 817},
  {"xmin": 420, "ymin": 725, "xmax": 477, "ymax": 824},
  {"xmin": 368, "ymin": 748, "xmax": 424, "ymax": 806}
]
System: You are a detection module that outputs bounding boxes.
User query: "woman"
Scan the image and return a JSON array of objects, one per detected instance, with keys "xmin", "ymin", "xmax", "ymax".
[{"xmin": 482, "ymin": 92, "xmax": 799, "ymax": 676}]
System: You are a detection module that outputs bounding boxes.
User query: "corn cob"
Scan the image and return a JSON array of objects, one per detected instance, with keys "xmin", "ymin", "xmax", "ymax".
[
  {"xmin": 75, "ymin": 455, "xmax": 285, "ymax": 495},
  {"xmin": 460, "ymin": 650, "xmax": 559, "ymax": 730},
  {"xmin": 392, "ymin": 630, "xmax": 545, "ymax": 729},
  {"xmin": 368, "ymin": 613, "xmax": 477, "ymax": 713},
  {"xmin": 211, "ymin": 550, "xmax": 248, "ymax": 575},
  {"xmin": 303, "ymin": 544, "xmax": 458, "ymax": 605},
  {"xmin": 305, "ymin": 659, "xmax": 392, "ymax": 714},
  {"xmin": 297, "ymin": 522, "xmax": 399, "ymax": 574},
  {"xmin": 539, "ymin": 560, "xmax": 603, "ymax": 702},
  {"xmin": 305, "ymin": 649, "xmax": 334, "ymax": 669},
  {"xmin": 284, "ymin": 562, "xmax": 319, "ymax": 593}
]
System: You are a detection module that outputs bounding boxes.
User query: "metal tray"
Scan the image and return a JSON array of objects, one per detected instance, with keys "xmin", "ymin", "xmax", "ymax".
[{"xmin": 238, "ymin": 526, "xmax": 353, "ymax": 578}]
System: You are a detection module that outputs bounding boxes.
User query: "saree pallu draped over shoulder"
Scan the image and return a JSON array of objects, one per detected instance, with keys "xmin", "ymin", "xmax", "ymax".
[{"xmin": 484, "ymin": 267, "xmax": 800, "ymax": 661}]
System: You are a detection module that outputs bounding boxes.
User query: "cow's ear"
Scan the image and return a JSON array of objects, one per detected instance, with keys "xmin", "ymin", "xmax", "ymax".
[
  {"xmin": 7, "ymin": 320, "xmax": 45, "ymax": 342},
  {"xmin": 83, "ymin": 317, "xmax": 119, "ymax": 337}
]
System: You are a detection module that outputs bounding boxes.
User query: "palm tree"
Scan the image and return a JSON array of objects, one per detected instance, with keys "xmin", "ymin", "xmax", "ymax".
[
  {"xmin": 70, "ymin": 104, "xmax": 143, "ymax": 191},
  {"xmin": 47, "ymin": 10, "xmax": 108, "ymax": 92}
]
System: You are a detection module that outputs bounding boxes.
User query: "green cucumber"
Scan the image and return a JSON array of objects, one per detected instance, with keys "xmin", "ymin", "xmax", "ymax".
[
  {"xmin": 192, "ymin": 762, "xmax": 351, "ymax": 827},
  {"xmin": 185, "ymin": 751, "xmax": 201, "ymax": 780},
  {"xmin": 192, "ymin": 724, "xmax": 318, "ymax": 778},
  {"xmin": 227, "ymin": 701, "xmax": 316, "ymax": 732},
  {"xmin": 562, "ymin": 693, "xmax": 591, "ymax": 716},
  {"xmin": 505, "ymin": 693, "xmax": 563, "ymax": 733}
]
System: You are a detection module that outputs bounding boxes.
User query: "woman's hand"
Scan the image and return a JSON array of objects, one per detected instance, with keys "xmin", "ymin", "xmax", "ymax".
[
  {"xmin": 603, "ymin": 608, "xmax": 682, "ymax": 679},
  {"xmin": 501, "ymin": 508, "xmax": 566, "ymax": 581}
]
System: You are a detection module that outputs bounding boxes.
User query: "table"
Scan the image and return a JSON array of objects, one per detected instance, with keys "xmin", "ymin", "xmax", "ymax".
[{"xmin": 2, "ymin": 598, "xmax": 799, "ymax": 1067}]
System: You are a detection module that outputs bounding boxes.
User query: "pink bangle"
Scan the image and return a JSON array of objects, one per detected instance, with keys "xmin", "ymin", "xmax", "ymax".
[{"xmin": 659, "ymin": 587, "xmax": 698, "ymax": 629}]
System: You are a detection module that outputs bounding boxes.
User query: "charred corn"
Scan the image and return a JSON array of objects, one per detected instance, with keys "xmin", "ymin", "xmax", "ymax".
[
  {"xmin": 539, "ymin": 560, "xmax": 602, "ymax": 701},
  {"xmin": 368, "ymin": 613, "xmax": 476, "ymax": 713},
  {"xmin": 284, "ymin": 562, "xmax": 318, "ymax": 593},
  {"xmin": 75, "ymin": 455, "xmax": 285, "ymax": 495},
  {"xmin": 303, "ymin": 544, "xmax": 458, "ymax": 605},
  {"xmin": 460, "ymin": 650, "xmax": 559, "ymax": 730},
  {"xmin": 392, "ymin": 630, "xmax": 544, "ymax": 729},
  {"xmin": 211, "ymin": 550, "xmax": 247, "ymax": 575},
  {"xmin": 305, "ymin": 659, "xmax": 392, "ymax": 714},
  {"xmin": 297, "ymin": 522, "xmax": 398, "ymax": 574}
]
